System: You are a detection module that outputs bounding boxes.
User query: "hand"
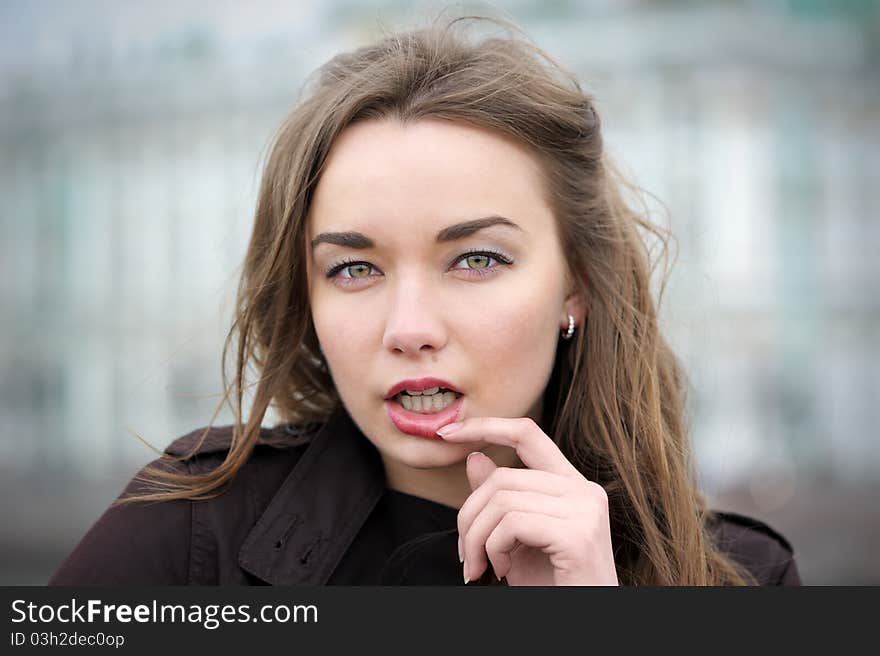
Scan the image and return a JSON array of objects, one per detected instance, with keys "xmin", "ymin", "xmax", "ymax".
[{"xmin": 436, "ymin": 417, "xmax": 618, "ymax": 586}]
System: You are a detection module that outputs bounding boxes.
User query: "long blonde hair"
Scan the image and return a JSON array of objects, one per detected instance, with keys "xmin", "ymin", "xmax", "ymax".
[{"xmin": 125, "ymin": 15, "xmax": 754, "ymax": 585}]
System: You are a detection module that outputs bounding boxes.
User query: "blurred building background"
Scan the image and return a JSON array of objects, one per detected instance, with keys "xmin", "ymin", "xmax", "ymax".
[{"xmin": 1, "ymin": 0, "xmax": 877, "ymax": 584}]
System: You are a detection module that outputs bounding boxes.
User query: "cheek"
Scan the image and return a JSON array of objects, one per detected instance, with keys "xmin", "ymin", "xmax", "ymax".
[
  {"xmin": 462, "ymin": 279, "xmax": 561, "ymax": 388},
  {"xmin": 307, "ymin": 264, "xmax": 373, "ymax": 376},
  {"xmin": 312, "ymin": 297, "xmax": 376, "ymax": 373},
  {"xmin": 478, "ymin": 296, "xmax": 555, "ymax": 357}
]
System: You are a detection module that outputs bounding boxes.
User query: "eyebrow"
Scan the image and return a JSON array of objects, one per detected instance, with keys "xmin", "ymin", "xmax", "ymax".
[{"xmin": 309, "ymin": 215, "xmax": 523, "ymax": 252}]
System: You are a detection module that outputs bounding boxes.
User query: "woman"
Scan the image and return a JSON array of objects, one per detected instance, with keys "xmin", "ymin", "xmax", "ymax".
[{"xmin": 50, "ymin": 16, "xmax": 800, "ymax": 586}]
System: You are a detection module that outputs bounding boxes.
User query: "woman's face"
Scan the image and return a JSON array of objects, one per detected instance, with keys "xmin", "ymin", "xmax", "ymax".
[{"xmin": 306, "ymin": 118, "xmax": 582, "ymax": 502}]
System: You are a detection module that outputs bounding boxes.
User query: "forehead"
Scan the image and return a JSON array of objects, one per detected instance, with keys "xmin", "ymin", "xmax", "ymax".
[{"xmin": 307, "ymin": 118, "xmax": 553, "ymax": 237}]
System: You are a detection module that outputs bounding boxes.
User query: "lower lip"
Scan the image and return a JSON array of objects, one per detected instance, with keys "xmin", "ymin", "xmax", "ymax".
[{"xmin": 384, "ymin": 394, "xmax": 464, "ymax": 439}]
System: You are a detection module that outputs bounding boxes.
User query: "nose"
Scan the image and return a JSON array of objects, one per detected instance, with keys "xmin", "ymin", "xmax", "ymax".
[{"xmin": 381, "ymin": 274, "xmax": 448, "ymax": 356}]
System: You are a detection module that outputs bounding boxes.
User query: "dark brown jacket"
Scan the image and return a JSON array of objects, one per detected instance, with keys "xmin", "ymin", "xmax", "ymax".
[{"xmin": 49, "ymin": 404, "xmax": 801, "ymax": 586}]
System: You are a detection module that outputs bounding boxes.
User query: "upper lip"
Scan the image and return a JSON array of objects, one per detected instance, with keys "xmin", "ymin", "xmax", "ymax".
[{"xmin": 384, "ymin": 377, "xmax": 464, "ymax": 400}]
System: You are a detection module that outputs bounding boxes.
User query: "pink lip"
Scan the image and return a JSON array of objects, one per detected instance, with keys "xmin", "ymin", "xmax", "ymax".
[
  {"xmin": 384, "ymin": 377, "xmax": 463, "ymax": 400},
  {"xmin": 384, "ymin": 395, "xmax": 464, "ymax": 439}
]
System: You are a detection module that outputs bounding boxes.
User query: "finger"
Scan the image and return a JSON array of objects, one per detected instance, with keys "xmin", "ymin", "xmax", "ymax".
[
  {"xmin": 459, "ymin": 451, "xmax": 496, "ymax": 562},
  {"xmin": 484, "ymin": 511, "xmax": 569, "ymax": 583},
  {"xmin": 465, "ymin": 451, "xmax": 496, "ymax": 492},
  {"xmin": 462, "ymin": 491, "xmax": 571, "ymax": 583},
  {"xmin": 457, "ymin": 466, "xmax": 569, "ymax": 562},
  {"xmin": 437, "ymin": 416, "xmax": 577, "ymax": 477}
]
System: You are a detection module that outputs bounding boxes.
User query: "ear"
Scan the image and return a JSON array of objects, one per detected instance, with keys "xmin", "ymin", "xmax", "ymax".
[{"xmin": 560, "ymin": 274, "xmax": 587, "ymax": 330}]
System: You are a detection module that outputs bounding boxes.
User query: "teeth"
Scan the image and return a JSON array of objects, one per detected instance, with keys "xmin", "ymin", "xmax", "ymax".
[
  {"xmin": 398, "ymin": 391, "xmax": 458, "ymax": 413},
  {"xmin": 404, "ymin": 386, "xmax": 440, "ymax": 396}
]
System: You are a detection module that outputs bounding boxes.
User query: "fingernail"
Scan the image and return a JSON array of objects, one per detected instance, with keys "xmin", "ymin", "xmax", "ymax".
[
  {"xmin": 436, "ymin": 422, "xmax": 462, "ymax": 437},
  {"xmin": 457, "ymin": 536, "xmax": 464, "ymax": 563},
  {"xmin": 463, "ymin": 561, "xmax": 469, "ymax": 585}
]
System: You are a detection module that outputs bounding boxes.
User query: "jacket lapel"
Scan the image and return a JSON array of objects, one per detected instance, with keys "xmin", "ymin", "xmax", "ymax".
[{"xmin": 238, "ymin": 403, "xmax": 385, "ymax": 585}]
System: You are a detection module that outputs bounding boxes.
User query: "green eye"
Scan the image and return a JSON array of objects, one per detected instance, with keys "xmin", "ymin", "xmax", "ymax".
[
  {"xmin": 464, "ymin": 254, "xmax": 491, "ymax": 269},
  {"xmin": 452, "ymin": 249, "xmax": 513, "ymax": 276},
  {"xmin": 347, "ymin": 264, "xmax": 372, "ymax": 278}
]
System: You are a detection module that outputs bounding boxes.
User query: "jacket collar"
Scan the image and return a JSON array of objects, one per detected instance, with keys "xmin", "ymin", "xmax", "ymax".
[{"xmin": 237, "ymin": 402, "xmax": 386, "ymax": 585}]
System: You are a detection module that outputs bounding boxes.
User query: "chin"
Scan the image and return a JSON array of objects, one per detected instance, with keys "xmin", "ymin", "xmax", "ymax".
[{"xmin": 386, "ymin": 429, "xmax": 471, "ymax": 469}]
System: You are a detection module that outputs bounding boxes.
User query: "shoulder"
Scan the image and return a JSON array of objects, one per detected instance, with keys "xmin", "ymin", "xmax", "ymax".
[
  {"xmin": 155, "ymin": 420, "xmax": 324, "ymax": 528},
  {"xmin": 49, "ymin": 420, "xmax": 325, "ymax": 585},
  {"xmin": 163, "ymin": 420, "xmax": 323, "ymax": 462},
  {"xmin": 706, "ymin": 510, "xmax": 801, "ymax": 585},
  {"xmin": 158, "ymin": 419, "xmax": 324, "ymax": 517}
]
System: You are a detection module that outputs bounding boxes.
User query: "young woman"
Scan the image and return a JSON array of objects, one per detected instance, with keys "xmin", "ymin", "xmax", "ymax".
[{"xmin": 50, "ymin": 16, "xmax": 800, "ymax": 586}]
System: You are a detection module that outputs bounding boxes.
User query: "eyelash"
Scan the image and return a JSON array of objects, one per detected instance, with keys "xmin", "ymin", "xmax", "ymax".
[{"xmin": 324, "ymin": 249, "xmax": 514, "ymax": 287}]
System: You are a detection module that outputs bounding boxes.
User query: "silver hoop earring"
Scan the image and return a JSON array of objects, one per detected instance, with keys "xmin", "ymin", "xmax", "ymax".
[{"xmin": 561, "ymin": 314, "xmax": 575, "ymax": 340}]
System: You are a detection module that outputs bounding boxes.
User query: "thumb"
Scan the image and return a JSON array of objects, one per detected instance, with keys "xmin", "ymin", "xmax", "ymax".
[{"xmin": 465, "ymin": 451, "xmax": 497, "ymax": 492}]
